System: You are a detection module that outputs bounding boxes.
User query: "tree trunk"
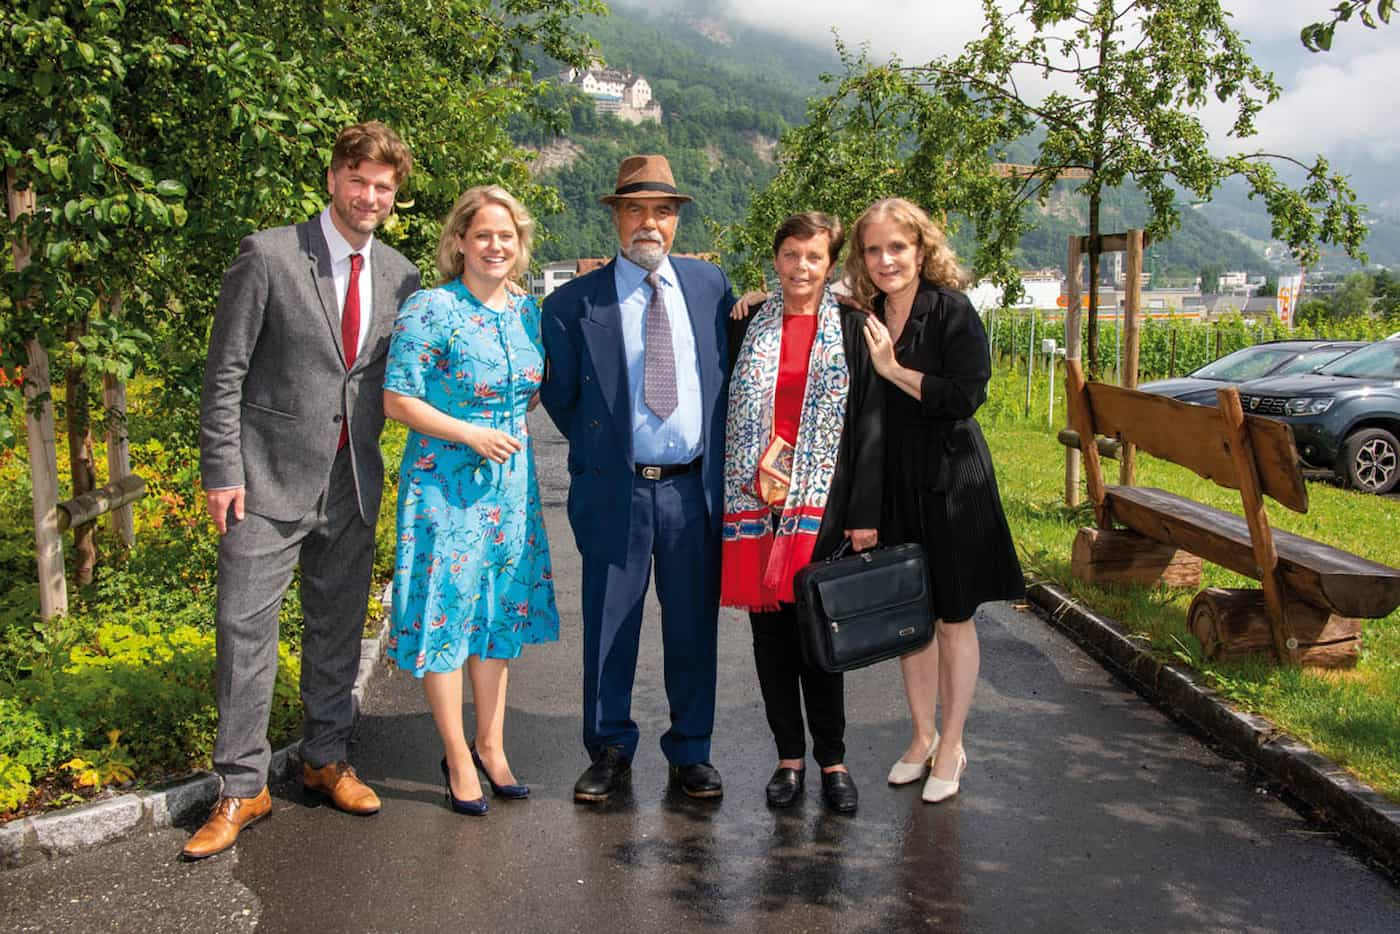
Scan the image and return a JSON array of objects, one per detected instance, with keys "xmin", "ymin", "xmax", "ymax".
[{"xmin": 65, "ymin": 324, "xmax": 98, "ymax": 587}]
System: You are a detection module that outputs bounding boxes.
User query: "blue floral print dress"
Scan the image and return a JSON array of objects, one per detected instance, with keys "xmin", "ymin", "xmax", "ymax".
[{"xmin": 384, "ymin": 280, "xmax": 559, "ymax": 676}]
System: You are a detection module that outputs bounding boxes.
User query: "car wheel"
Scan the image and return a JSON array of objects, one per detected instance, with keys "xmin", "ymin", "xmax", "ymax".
[{"xmin": 1341, "ymin": 427, "xmax": 1400, "ymax": 495}]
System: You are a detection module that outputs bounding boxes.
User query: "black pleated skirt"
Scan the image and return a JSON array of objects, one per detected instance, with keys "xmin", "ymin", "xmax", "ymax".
[{"xmin": 881, "ymin": 414, "xmax": 1024, "ymax": 622}]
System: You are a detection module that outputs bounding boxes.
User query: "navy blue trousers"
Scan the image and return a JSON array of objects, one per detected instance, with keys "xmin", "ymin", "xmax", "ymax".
[{"xmin": 580, "ymin": 469, "xmax": 718, "ymax": 765}]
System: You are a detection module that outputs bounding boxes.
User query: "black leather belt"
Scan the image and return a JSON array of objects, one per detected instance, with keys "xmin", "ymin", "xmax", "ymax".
[{"xmin": 635, "ymin": 458, "xmax": 701, "ymax": 481}]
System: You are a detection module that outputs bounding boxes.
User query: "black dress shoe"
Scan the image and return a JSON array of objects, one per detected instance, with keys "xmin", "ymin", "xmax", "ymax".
[
  {"xmin": 574, "ymin": 747, "xmax": 631, "ymax": 802},
  {"xmin": 821, "ymin": 769, "xmax": 858, "ymax": 813},
  {"xmin": 669, "ymin": 761, "xmax": 723, "ymax": 799},
  {"xmin": 764, "ymin": 766, "xmax": 805, "ymax": 808}
]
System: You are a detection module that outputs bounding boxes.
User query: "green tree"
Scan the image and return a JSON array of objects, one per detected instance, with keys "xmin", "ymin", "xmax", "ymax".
[
  {"xmin": 1330, "ymin": 271, "xmax": 1374, "ymax": 318},
  {"xmin": 2, "ymin": 1, "xmax": 352, "ymax": 585},
  {"xmin": 1199, "ymin": 264, "xmax": 1225, "ymax": 295},
  {"xmin": 2, "ymin": 0, "xmax": 601, "ymax": 596},
  {"xmin": 731, "ymin": 1, "xmax": 1369, "ymax": 375}
]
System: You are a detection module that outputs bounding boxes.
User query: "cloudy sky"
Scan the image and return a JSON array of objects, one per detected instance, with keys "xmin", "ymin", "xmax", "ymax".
[{"xmin": 624, "ymin": 0, "xmax": 1398, "ymax": 206}]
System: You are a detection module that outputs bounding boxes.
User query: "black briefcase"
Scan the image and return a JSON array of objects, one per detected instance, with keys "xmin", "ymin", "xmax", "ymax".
[{"xmin": 793, "ymin": 542, "xmax": 934, "ymax": 673}]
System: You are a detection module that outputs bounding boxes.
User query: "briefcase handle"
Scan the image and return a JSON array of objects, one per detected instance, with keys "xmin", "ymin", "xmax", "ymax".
[{"xmin": 826, "ymin": 538, "xmax": 874, "ymax": 564}]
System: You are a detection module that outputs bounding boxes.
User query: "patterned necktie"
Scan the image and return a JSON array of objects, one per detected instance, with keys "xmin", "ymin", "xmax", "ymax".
[
  {"xmin": 338, "ymin": 253, "xmax": 363, "ymax": 449},
  {"xmin": 643, "ymin": 271, "xmax": 678, "ymax": 420}
]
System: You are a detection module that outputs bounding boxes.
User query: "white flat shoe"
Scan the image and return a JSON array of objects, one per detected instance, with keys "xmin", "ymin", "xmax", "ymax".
[
  {"xmin": 887, "ymin": 731, "xmax": 940, "ymax": 785},
  {"xmin": 921, "ymin": 749, "xmax": 967, "ymax": 803}
]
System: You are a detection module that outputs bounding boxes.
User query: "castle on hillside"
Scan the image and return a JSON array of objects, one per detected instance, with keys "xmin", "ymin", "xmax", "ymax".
[{"xmin": 559, "ymin": 65, "xmax": 662, "ymax": 125}]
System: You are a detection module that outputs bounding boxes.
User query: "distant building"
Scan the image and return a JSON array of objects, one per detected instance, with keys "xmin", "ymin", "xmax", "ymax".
[
  {"xmin": 527, "ymin": 260, "xmax": 579, "ymax": 299},
  {"xmin": 559, "ymin": 65, "xmax": 662, "ymax": 125}
]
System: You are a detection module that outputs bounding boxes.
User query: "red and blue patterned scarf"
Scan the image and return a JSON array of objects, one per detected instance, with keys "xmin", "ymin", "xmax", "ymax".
[{"xmin": 721, "ymin": 287, "xmax": 849, "ymax": 610}]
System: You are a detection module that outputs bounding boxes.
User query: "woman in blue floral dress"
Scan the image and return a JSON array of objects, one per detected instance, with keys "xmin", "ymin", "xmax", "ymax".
[{"xmin": 383, "ymin": 185, "xmax": 558, "ymax": 814}]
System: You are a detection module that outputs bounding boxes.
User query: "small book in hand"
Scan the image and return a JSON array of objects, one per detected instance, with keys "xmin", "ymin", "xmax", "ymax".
[{"xmin": 755, "ymin": 435, "xmax": 794, "ymax": 508}]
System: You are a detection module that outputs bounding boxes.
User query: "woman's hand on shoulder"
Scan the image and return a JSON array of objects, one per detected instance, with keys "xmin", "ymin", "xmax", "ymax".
[
  {"xmin": 845, "ymin": 529, "xmax": 878, "ymax": 552},
  {"xmin": 729, "ymin": 290, "xmax": 771, "ymax": 320}
]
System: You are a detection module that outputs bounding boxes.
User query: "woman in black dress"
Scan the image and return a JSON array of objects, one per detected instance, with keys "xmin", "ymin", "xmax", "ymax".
[{"xmin": 847, "ymin": 198, "xmax": 1023, "ymax": 803}]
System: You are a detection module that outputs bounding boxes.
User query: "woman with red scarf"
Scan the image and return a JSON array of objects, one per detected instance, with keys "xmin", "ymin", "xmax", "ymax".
[{"xmin": 722, "ymin": 212, "xmax": 883, "ymax": 813}]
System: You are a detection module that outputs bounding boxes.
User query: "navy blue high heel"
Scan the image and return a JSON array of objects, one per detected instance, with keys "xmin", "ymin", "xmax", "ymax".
[
  {"xmin": 471, "ymin": 745, "xmax": 530, "ymax": 799},
  {"xmin": 441, "ymin": 757, "xmax": 488, "ymax": 815}
]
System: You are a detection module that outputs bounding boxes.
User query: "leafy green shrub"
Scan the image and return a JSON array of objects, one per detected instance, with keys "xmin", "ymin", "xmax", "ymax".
[
  {"xmin": 0, "ymin": 622, "xmax": 302, "ymax": 812},
  {"xmin": 0, "ymin": 755, "xmax": 31, "ymax": 814},
  {"xmin": 0, "ymin": 695, "xmax": 80, "ymax": 773},
  {"xmin": 28, "ymin": 622, "xmax": 303, "ymax": 777}
]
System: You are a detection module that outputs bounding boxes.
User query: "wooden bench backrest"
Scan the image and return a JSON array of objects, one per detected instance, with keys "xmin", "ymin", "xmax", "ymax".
[{"xmin": 1077, "ymin": 377, "xmax": 1309, "ymax": 514}]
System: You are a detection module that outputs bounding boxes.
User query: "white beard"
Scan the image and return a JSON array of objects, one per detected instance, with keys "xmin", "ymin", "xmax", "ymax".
[{"xmin": 623, "ymin": 240, "xmax": 666, "ymax": 270}]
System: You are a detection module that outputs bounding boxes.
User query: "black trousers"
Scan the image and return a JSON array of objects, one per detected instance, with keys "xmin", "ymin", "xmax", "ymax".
[{"xmin": 749, "ymin": 603, "xmax": 846, "ymax": 767}]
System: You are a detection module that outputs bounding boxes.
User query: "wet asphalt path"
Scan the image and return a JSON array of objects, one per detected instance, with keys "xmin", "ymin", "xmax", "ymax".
[{"xmin": 3, "ymin": 413, "xmax": 1399, "ymax": 932}]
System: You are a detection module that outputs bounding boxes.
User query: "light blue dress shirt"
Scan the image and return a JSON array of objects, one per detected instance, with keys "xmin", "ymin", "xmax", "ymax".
[{"xmin": 614, "ymin": 253, "xmax": 703, "ymax": 465}]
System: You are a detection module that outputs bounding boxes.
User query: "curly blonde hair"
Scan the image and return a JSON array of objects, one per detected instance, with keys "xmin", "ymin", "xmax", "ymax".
[
  {"xmin": 842, "ymin": 198, "xmax": 969, "ymax": 308},
  {"xmin": 435, "ymin": 185, "xmax": 533, "ymax": 284}
]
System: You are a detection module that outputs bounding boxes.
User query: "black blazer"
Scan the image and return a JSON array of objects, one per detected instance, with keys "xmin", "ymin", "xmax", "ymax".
[{"xmin": 727, "ymin": 299, "xmax": 884, "ymax": 559}]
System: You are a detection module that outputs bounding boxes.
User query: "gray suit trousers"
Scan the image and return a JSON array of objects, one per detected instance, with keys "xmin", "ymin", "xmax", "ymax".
[{"xmin": 212, "ymin": 447, "xmax": 375, "ymax": 796}]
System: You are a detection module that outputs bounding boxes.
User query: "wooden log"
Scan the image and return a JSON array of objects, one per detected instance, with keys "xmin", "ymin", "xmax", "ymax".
[
  {"xmin": 1071, "ymin": 527, "xmax": 1203, "ymax": 588},
  {"xmin": 1219, "ymin": 385, "xmax": 1299, "ymax": 664},
  {"xmin": 9, "ymin": 168, "xmax": 67, "ymax": 621},
  {"xmin": 1188, "ymin": 588, "xmax": 1361, "ymax": 670},
  {"xmin": 1083, "ymin": 381, "xmax": 1307, "ymax": 513},
  {"xmin": 1064, "ymin": 234, "xmax": 1083, "ymax": 507},
  {"xmin": 1057, "ymin": 429, "xmax": 1123, "ymax": 461},
  {"xmin": 1065, "ymin": 360, "xmax": 1110, "ymax": 529},
  {"xmin": 1075, "ymin": 231, "xmax": 1156, "ymax": 255},
  {"xmin": 1119, "ymin": 229, "xmax": 1144, "ymax": 487},
  {"xmin": 103, "ymin": 370, "xmax": 135, "ymax": 547},
  {"xmin": 1105, "ymin": 486, "xmax": 1400, "ymax": 619},
  {"xmin": 57, "ymin": 474, "xmax": 147, "ymax": 532}
]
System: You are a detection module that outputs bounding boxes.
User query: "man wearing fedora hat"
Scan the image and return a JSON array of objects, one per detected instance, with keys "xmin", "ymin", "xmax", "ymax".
[{"xmin": 541, "ymin": 154, "xmax": 737, "ymax": 802}]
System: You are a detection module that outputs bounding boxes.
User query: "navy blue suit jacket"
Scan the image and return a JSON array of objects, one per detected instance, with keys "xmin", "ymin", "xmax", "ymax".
[{"xmin": 541, "ymin": 256, "xmax": 737, "ymax": 563}]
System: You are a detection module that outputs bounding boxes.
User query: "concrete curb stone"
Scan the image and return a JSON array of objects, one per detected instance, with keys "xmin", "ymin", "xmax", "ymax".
[
  {"xmin": 0, "ymin": 593, "xmax": 393, "ymax": 871},
  {"xmin": 1026, "ymin": 580, "xmax": 1400, "ymax": 874}
]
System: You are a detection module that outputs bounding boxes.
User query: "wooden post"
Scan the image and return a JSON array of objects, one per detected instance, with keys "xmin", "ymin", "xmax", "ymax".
[
  {"xmin": 1066, "ymin": 359, "xmax": 1109, "ymax": 529},
  {"xmin": 102, "ymin": 294, "xmax": 135, "ymax": 547},
  {"xmin": 1217, "ymin": 386, "xmax": 1299, "ymax": 664},
  {"xmin": 7, "ymin": 169, "xmax": 68, "ymax": 620},
  {"xmin": 1063, "ymin": 235, "xmax": 1083, "ymax": 507},
  {"xmin": 1119, "ymin": 230, "xmax": 1144, "ymax": 486},
  {"xmin": 1169, "ymin": 328, "xmax": 1178, "ymax": 377}
]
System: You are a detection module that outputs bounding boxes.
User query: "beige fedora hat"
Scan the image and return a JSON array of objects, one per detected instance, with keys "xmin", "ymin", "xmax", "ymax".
[{"xmin": 599, "ymin": 154, "xmax": 693, "ymax": 205}]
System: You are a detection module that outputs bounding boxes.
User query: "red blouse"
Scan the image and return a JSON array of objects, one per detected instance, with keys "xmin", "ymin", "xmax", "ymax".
[{"xmin": 774, "ymin": 313, "xmax": 817, "ymax": 444}]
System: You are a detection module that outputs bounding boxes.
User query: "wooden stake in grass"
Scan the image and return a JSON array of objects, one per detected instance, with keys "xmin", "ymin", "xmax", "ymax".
[{"xmin": 7, "ymin": 168, "xmax": 68, "ymax": 620}]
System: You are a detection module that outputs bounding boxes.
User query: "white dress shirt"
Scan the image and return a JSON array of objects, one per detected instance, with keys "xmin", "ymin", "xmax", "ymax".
[
  {"xmin": 614, "ymin": 253, "xmax": 703, "ymax": 465},
  {"xmin": 320, "ymin": 208, "xmax": 374, "ymax": 359}
]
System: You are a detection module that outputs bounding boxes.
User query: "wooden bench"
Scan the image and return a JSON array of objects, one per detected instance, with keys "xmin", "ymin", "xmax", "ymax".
[{"xmin": 1064, "ymin": 359, "xmax": 1400, "ymax": 667}]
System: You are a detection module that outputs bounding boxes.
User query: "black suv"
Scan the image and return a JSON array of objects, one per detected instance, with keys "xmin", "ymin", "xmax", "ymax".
[{"xmin": 1238, "ymin": 340, "xmax": 1400, "ymax": 494}]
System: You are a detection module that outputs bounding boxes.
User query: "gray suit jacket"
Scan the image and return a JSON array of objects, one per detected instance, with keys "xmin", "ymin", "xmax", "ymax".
[{"xmin": 199, "ymin": 218, "xmax": 421, "ymax": 525}]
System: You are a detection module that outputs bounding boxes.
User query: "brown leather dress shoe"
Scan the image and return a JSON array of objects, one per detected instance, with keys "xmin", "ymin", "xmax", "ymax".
[
  {"xmin": 302, "ymin": 761, "xmax": 381, "ymax": 815},
  {"xmin": 180, "ymin": 787, "xmax": 272, "ymax": 860}
]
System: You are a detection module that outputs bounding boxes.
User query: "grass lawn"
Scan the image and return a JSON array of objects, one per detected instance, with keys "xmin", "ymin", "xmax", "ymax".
[{"xmin": 980, "ymin": 367, "xmax": 1400, "ymax": 800}]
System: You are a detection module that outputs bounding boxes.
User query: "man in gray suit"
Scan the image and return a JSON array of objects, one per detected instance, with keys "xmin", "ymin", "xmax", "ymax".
[{"xmin": 183, "ymin": 122, "xmax": 421, "ymax": 860}]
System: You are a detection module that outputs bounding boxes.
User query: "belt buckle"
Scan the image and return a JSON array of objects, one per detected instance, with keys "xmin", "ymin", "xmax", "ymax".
[{"xmin": 641, "ymin": 465, "xmax": 662, "ymax": 481}]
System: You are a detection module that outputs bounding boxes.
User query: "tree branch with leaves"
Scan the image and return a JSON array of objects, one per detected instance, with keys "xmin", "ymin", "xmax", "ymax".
[
  {"xmin": 1302, "ymin": 1, "xmax": 1394, "ymax": 51},
  {"xmin": 731, "ymin": 0, "xmax": 1368, "ymax": 378}
]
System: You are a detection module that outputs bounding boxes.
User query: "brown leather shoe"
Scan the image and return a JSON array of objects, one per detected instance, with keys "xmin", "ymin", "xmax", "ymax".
[
  {"xmin": 302, "ymin": 761, "xmax": 381, "ymax": 815},
  {"xmin": 180, "ymin": 787, "xmax": 271, "ymax": 860}
]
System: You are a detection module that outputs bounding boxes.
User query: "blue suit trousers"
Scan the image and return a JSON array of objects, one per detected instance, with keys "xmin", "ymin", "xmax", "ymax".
[{"xmin": 581, "ymin": 469, "xmax": 719, "ymax": 766}]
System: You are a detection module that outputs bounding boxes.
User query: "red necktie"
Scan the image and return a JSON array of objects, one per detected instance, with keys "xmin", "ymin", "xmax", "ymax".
[{"xmin": 338, "ymin": 253, "xmax": 363, "ymax": 449}]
